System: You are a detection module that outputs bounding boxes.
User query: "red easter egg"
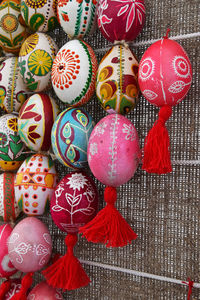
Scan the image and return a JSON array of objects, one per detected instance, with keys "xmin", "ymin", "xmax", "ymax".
[
  {"xmin": 27, "ymin": 281, "xmax": 63, "ymax": 300},
  {"xmin": 0, "ymin": 224, "xmax": 17, "ymax": 278},
  {"xmin": 138, "ymin": 37, "xmax": 192, "ymax": 107},
  {"xmin": 97, "ymin": 0, "xmax": 145, "ymax": 42},
  {"xmin": 50, "ymin": 172, "xmax": 98, "ymax": 234},
  {"xmin": 4, "ymin": 279, "xmax": 21, "ymax": 300}
]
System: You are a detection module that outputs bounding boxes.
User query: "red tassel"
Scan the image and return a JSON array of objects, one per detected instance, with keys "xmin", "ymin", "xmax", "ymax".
[
  {"xmin": 182, "ymin": 278, "xmax": 194, "ymax": 300},
  {"xmin": 42, "ymin": 233, "xmax": 90, "ymax": 290},
  {"xmin": 142, "ymin": 105, "xmax": 173, "ymax": 174},
  {"xmin": 10, "ymin": 273, "xmax": 33, "ymax": 300},
  {"xmin": 0, "ymin": 280, "xmax": 11, "ymax": 300},
  {"xmin": 79, "ymin": 187, "xmax": 137, "ymax": 247}
]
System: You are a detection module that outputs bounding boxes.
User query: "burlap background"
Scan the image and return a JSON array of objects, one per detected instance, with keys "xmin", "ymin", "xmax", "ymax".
[{"xmin": 0, "ymin": 0, "xmax": 200, "ymax": 299}]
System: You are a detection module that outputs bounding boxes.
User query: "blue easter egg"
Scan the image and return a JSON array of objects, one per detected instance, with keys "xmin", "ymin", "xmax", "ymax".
[{"xmin": 51, "ymin": 107, "xmax": 94, "ymax": 169}]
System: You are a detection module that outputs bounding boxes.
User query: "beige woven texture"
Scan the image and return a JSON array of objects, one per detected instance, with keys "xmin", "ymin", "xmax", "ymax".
[{"xmin": 0, "ymin": 0, "xmax": 200, "ymax": 299}]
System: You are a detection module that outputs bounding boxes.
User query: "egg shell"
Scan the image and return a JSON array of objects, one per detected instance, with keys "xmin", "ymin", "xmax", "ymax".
[
  {"xmin": 57, "ymin": 0, "xmax": 97, "ymax": 39},
  {"xmin": 0, "ymin": 58, "xmax": 29, "ymax": 113},
  {"xmin": 14, "ymin": 154, "xmax": 58, "ymax": 216},
  {"xmin": 18, "ymin": 93, "xmax": 59, "ymax": 152},
  {"xmin": 0, "ymin": 224, "xmax": 17, "ymax": 278},
  {"xmin": 97, "ymin": 0, "xmax": 145, "ymax": 42},
  {"xmin": 0, "ymin": 173, "xmax": 21, "ymax": 222},
  {"xmin": 0, "ymin": 0, "xmax": 28, "ymax": 53},
  {"xmin": 27, "ymin": 281, "xmax": 63, "ymax": 300},
  {"xmin": 88, "ymin": 114, "xmax": 141, "ymax": 186},
  {"xmin": 0, "ymin": 114, "xmax": 26, "ymax": 171},
  {"xmin": 4, "ymin": 279, "xmax": 22, "ymax": 300},
  {"xmin": 8, "ymin": 217, "xmax": 52, "ymax": 272},
  {"xmin": 51, "ymin": 39, "xmax": 98, "ymax": 106},
  {"xmin": 51, "ymin": 107, "xmax": 94, "ymax": 169},
  {"xmin": 96, "ymin": 44, "xmax": 139, "ymax": 114},
  {"xmin": 51, "ymin": 171, "xmax": 98, "ymax": 234},
  {"xmin": 21, "ymin": 0, "xmax": 58, "ymax": 32},
  {"xmin": 138, "ymin": 38, "xmax": 192, "ymax": 107},
  {"xmin": 19, "ymin": 32, "xmax": 58, "ymax": 92}
]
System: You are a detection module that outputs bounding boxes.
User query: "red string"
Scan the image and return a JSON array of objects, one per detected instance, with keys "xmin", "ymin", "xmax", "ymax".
[{"xmin": 182, "ymin": 279, "xmax": 194, "ymax": 300}]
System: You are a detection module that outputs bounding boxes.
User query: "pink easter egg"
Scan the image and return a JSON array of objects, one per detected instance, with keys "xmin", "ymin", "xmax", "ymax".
[
  {"xmin": 0, "ymin": 224, "xmax": 17, "ymax": 278},
  {"xmin": 4, "ymin": 279, "xmax": 21, "ymax": 300},
  {"xmin": 50, "ymin": 172, "xmax": 98, "ymax": 234},
  {"xmin": 88, "ymin": 114, "xmax": 141, "ymax": 186},
  {"xmin": 27, "ymin": 281, "xmax": 63, "ymax": 300},
  {"xmin": 97, "ymin": 0, "xmax": 145, "ymax": 42},
  {"xmin": 8, "ymin": 217, "xmax": 52, "ymax": 272},
  {"xmin": 138, "ymin": 37, "xmax": 192, "ymax": 107}
]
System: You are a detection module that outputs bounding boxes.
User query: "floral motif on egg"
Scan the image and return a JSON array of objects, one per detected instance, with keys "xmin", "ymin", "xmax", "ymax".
[
  {"xmin": 19, "ymin": 33, "xmax": 39, "ymax": 56},
  {"xmin": 25, "ymin": 0, "xmax": 47, "ymax": 9},
  {"xmin": 1, "ymin": 14, "xmax": 18, "ymax": 33},
  {"xmin": 28, "ymin": 49, "xmax": 53, "ymax": 76}
]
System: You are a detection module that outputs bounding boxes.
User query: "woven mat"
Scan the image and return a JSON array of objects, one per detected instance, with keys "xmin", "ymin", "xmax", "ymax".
[{"xmin": 1, "ymin": 0, "xmax": 200, "ymax": 299}]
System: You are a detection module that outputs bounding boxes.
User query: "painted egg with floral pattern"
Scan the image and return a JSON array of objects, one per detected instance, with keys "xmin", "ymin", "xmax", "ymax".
[
  {"xmin": 51, "ymin": 171, "xmax": 98, "ymax": 234},
  {"xmin": 28, "ymin": 281, "xmax": 64, "ymax": 300},
  {"xmin": 0, "ymin": 173, "xmax": 21, "ymax": 222},
  {"xmin": 8, "ymin": 217, "xmax": 52, "ymax": 272},
  {"xmin": 88, "ymin": 114, "xmax": 141, "ymax": 186},
  {"xmin": 14, "ymin": 154, "xmax": 58, "ymax": 216},
  {"xmin": 0, "ymin": 114, "xmax": 26, "ymax": 171},
  {"xmin": 96, "ymin": 44, "xmax": 139, "ymax": 114},
  {"xmin": 0, "ymin": 224, "xmax": 17, "ymax": 278},
  {"xmin": 57, "ymin": 0, "xmax": 97, "ymax": 39},
  {"xmin": 4, "ymin": 279, "xmax": 22, "ymax": 299},
  {"xmin": 21, "ymin": 0, "xmax": 59, "ymax": 33},
  {"xmin": 18, "ymin": 93, "xmax": 59, "ymax": 152},
  {"xmin": 138, "ymin": 37, "xmax": 192, "ymax": 107},
  {"xmin": 51, "ymin": 107, "xmax": 94, "ymax": 169},
  {"xmin": 97, "ymin": 0, "xmax": 145, "ymax": 42},
  {"xmin": 0, "ymin": 57, "xmax": 29, "ymax": 113},
  {"xmin": 51, "ymin": 39, "xmax": 98, "ymax": 106},
  {"xmin": 0, "ymin": 0, "xmax": 28, "ymax": 53},
  {"xmin": 19, "ymin": 32, "xmax": 58, "ymax": 92}
]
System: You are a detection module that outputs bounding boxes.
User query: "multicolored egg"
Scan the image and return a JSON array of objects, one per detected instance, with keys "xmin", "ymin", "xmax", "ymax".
[
  {"xmin": 57, "ymin": 0, "xmax": 97, "ymax": 39},
  {"xmin": 97, "ymin": 0, "xmax": 145, "ymax": 42},
  {"xmin": 138, "ymin": 38, "xmax": 192, "ymax": 107},
  {"xmin": 8, "ymin": 217, "xmax": 52, "ymax": 272},
  {"xmin": 21, "ymin": 0, "xmax": 58, "ymax": 32},
  {"xmin": 96, "ymin": 44, "xmax": 139, "ymax": 114},
  {"xmin": 0, "ymin": 224, "xmax": 17, "ymax": 278},
  {"xmin": 0, "ymin": 114, "xmax": 26, "ymax": 171},
  {"xmin": 51, "ymin": 39, "xmax": 98, "ymax": 106},
  {"xmin": 88, "ymin": 114, "xmax": 141, "ymax": 186},
  {"xmin": 19, "ymin": 32, "xmax": 58, "ymax": 92},
  {"xmin": 0, "ymin": 58, "xmax": 29, "ymax": 113},
  {"xmin": 51, "ymin": 107, "xmax": 94, "ymax": 169},
  {"xmin": 14, "ymin": 154, "xmax": 58, "ymax": 216},
  {"xmin": 0, "ymin": 173, "xmax": 21, "ymax": 222},
  {"xmin": 51, "ymin": 171, "xmax": 98, "ymax": 234},
  {"xmin": 0, "ymin": 0, "xmax": 28, "ymax": 53},
  {"xmin": 27, "ymin": 281, "xmax": 63, "ymax": 300},
  {"xmin": 18, "ymin": 93, "xmax": 59, "ymax": 152},
  {"xmin": 4, "ymin": 279, "xmax": 22, "ymax": 300}
]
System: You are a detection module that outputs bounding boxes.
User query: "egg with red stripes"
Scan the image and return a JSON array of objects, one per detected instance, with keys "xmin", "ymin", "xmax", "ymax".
[{"xmin": 18, "ymin": 93, "xmax": 59, "ymax": 152}]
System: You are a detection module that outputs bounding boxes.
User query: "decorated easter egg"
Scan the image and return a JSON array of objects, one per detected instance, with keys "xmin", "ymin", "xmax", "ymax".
[
  {"xmin": 138, "ymin": 38, "xmax": 192, "ymax": 107},
  {"xmin": 0, "ymin": 0, "xmax": 28, "ymax": 53},
  {"xmin": 51, "ymin": 171, "xmax": 98, "ymax": 233},
  {"xmin": 97, "ymin": 0, "xmax": 145, "ymax": 42},
  {"xmin": 96, "ymin": 44, "xmax": 139, "ymax": 114},
  {"xmin": 21, "ymin": 0, "xmax": 58, "ymax": 32},
  {"xmin": 27, "ymin": 281, "xmax": 63, "ymax": 300},
  {"xmin": 57, "ymin": 0, "xmax": 97, "ymax": 39},
  {"xmin": 18, "ymin": 93, "xmax": 59, "ymax": 152},
  {"xmin": 19, "ymin": 32, "xmax": 58, "ymax": 92},
  {"xmin": 8, "ymin": 217, "xmax": 52, "ymax": 272},
  {"xmin": 88, "ymin": 114, "xmax": 141, "ymax": 186},
  {"xmin": 51, "ymin": 107, "xmax": 94, "ymax": 169},
  {"xmin": 0, "ymin": 58, "xmax": 29, "ymax": 113},
  {"xmin": 0, "ymin": 224, "xmax": 17, "ymax": 278},
  {"xmin": 4, "ymin": 279, "xmax": 22, "ymax": 299},
  {"xmin": 51, "ymin": 39, "xmax": 98, "ymax": 106},
  {"xmin": 0, "ymin": 173, "xmax": 21, "ymax": 222},
  {"xmin": 0, "ymin": 114, "xmax": 26, "ymax": 171},
  {"xmin": 14, "ymin": 154, "xmax": 58, "ymax": 216}
]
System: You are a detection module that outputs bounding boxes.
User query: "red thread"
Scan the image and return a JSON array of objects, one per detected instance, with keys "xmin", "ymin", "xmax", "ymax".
[
  {"xmin": 0, "ymin": 279, "xmax": 11, "ymax": 300},
  {"xmin": 163, "ymin": 28, "xmax": 171, "ymax": 39},
  {"xmin": 182, "ymin": 279, "xmax": 194, "ymax": 300}
]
